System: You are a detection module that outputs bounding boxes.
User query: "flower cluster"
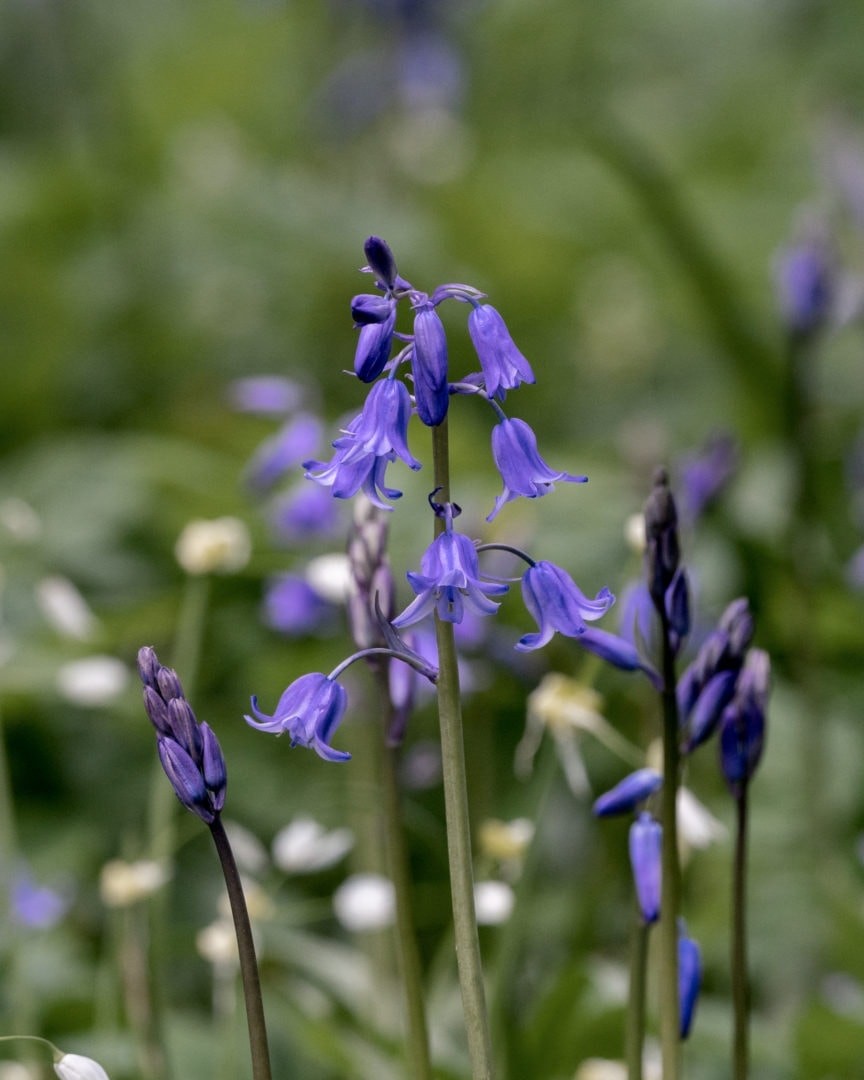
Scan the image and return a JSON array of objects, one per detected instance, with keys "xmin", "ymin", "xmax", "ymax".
[
  {"xmin": 305, "ymin": 236, "xmax": 586, "ymax": 523},
  {"xmin": 242, "ymin": 237, "xmax": 614, "ymax": 762},
  {"xmin": 138, "ymin": 646, "xmax": 227, "ymax": 824}
]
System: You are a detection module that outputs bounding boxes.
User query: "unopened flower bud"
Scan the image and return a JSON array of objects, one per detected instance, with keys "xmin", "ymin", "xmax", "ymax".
[
  {"xmin": 54, "ymin": 1052, "xmax": 111, "ymax": 1080},
  {"xmin": 643, "ymin": 468, "xmax": 680, "ymax": 609},
  {"xmin": 363, "ymin": 236, "xmax": 399, "ymax": 291},
  {"xmin": 629, "ymin": 812, "xmax": 662, "ymax": 924}
]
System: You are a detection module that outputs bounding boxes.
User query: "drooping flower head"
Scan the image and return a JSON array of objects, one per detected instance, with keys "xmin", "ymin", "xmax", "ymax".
[
  {"xmin": 304, "ymin": 377, "xmax": 421, "ymax": 510},
  {"xmin": 487, "ymin": 417, "xmax": 587, "ymax": 521},
  {"xmin": 516, "ymin": 560, "xmax": 614, "ymax": 651},
  {"xmin": 245, "ymin": 672, "xmax": 351, "ymax": 763},
  {"xmin": 393, "ymin": 504, "xmax": 508, "ymax": 627},
  {"xmin": 467, "ymin": 303, "xmax": 535, "ymax": 401}
]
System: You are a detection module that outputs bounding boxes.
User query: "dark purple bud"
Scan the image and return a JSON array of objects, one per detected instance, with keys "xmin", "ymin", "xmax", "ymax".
[
  {"xmin": 644, "ymin": 467, "xmax": 680, "ymax": 609},
  {"xmin": 679, "ymin": 927, "xmax": 702, "ymax": 1039},
  {"xmin": 155, "ymin": 666, "xmax": 185, "ymax": 704},
  {"xmin": 576, "ymin": 627, "xmax": 646, "ymax": 673},
  {"xmin": 776, "ymin": 241, "xmax": 832, "ymax": 336},
  {"xmin": 686, "ymin": 668, "xmax": 739, "ymax": 753},
  {"xmin": 167, "ymin": 698, "xmax": 203, "ymax": 764},
  {"xmin": 593, "ymin": 768, "xmax": 662, "ymax": 817},
  {"xmin": 676, "ymin": 663, "xmax": 701, "ymax": 722},
  {"xmin": 157, "ymin": 737, "xmax": 215, "ymax": 824},
  {"xmin": 692, "ymin": 628, "xmax": 731, "ymax": 687},
  {"xmin": 137, "ymin": 646, "xmax": 161, "ymax": 689},
  {"xmin": 719, "ymin": 597, "xmax": 754, "ymax": 661},
  {"xmin": 679, "ymin": 432, "xmax": 739, "ymax": 525},
  {"xmin": 200, "ymin": 722, "xmax": 227, "ymax": 812},
  {"xmin": 364, "ymin": 236, "xmax": 399, "ymax": 291},
  {"xmin": 665, "ymin": 567, "xmax": 690, "ymax": 645},
  {"xmin": 142, "ymin": 685, "xmax": 172, "ymax": 737},
  {"xmin": 629, "ymin": 812, "xmax": 661, "ymax": 924},
  {"xmin": 351, "ymin": 293, "xmax": 396, "ymax": 326},
  {"xmin": 719, "ymin": 648, "xmax": 770, "ymax": 795},
  {"xmin": 412, "ymin": 303, "xmax": 449, "ymax": 427},
  {"xmin": 354, "ymin": 307, "xmax": 396, "ymax": 382}
]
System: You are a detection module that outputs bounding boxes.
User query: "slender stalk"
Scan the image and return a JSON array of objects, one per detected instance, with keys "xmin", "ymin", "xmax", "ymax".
[
  {"xmin": 626, "ymin": 909, "xmax": 649, "ymax": 1080},
  {"xmin": 208, "ymin": 816, "xmax": 273, "ymax": 1080},
  {"xmin": 658, "ymin": 614, "xmax": 681, "ymax": 1080},
  {"xmin": 731, "ymin": 786, "xmax": 750, "ymax": 1080},
  {"xmin": 378, "ymin": 713, "xmax": 435, "ymax": 1080},
  {"xmin": 431, "ymin": 419, "xmax": 496, "ymax": 1080}
]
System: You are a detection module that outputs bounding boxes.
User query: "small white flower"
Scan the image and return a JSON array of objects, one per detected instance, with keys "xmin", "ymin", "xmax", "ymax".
[
  {"xmin": 624, "ymin": 512, "xmax": 646, "ymax": 554},
  {"xmin": 273, "ymin": 817, "xmax": 354, "ymax": 874},
  {"xmin": 196, "ymin": 918, "xmax": 239, "ymax": 968},
  {"xmin": 174, "ymin": 517, "xmax": 251, "ymax": 575},
  {"xmin": 56, "ymin": 656, "xmax": 130, "ymax": 707},
  {"xmin": 53, "ymin": 1053, "xmax": 110, "ymax": 1080},
  {"xmin": 574, "ymin": 1060, "xmax": 627, "ymax": 1080},
  {"xmin": 305, "ymin": 553, "xmax": 352, "ymax": 604},
  {"xmin": 474, "ymin": 880, "xmax": 515, "ymax": 925},
  {"xmin": 333, "ymin": 873, "xmax": 395, "ymax": 932},
  {"xmin": 677, "ymin": 786, "xmax": 727, "ymax": 855},
  {"xmin": 99, "ymin": 859, "xmax": 170, "ymax": 907},
  {"xmin": 0, "ymin": 497, "xmax": 42, "ymax": 543},
  {"xmin": 37, "ymin": 576, "xmax": 97, "ymax": 641}
]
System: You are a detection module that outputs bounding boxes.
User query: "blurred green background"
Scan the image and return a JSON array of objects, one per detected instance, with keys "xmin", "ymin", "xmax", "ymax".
[{"xmin": 3, "ymin": 0, "xmax": 864, "ymax": 1077}]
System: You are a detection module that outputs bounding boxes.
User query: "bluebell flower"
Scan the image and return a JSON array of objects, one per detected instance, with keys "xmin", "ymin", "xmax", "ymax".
[
  {"xmin": 12, "ymin": 868, "xmax": 70, "ymax": 929},
  {"xmin": 679, "ymin": 432, "xmax": 739, "ymax": 525},
  {"xmin": 264, "ymin": 574, "xmax": 335, "ymax": 637},
  {"xmin": 573, "ymin": 626, "xmax": 648, "ymax": 674},
  {"xmin": 593, "ymin": 768, "xmax": 663, "ymax": 818},
  {"xmin": 719, "ymin": 648, "xmax": 770, "ymax": 795},
  {"xmin": 245, "ymin": 413, "xmax": 324, "ymax": 491},
  {"xmin": 467, "ymin": 304, "xmax": 535, "ymax": 401},
  {"xmin": 363, "ymin": 235, "xmax": 400, "ymax": 291},
  {"xmin": 351, "ymin": 293, "xmax": 397, "ymax": 325},
  {"xmin": 678, "ymin": 925, "xmax": 702, "ymax": 1039},
  {"xmin": 412, "ymin": 301, "xmax": 449, "ymax": 426},
  {"xmin": 487, "ymin": 418, "xmax": 586, "ymax": 521},
  {"xmin": 775, "ymin": 240, "xmax": 832, "ymax": 336},
  {"xmin": 686, "ymin": 668, "xmax": 739, "ymax": 753},
  {"xmin": 245, "ymin": 672, "xmax": 351, "ymax": 763},
  {"xmin": 139, "ymin": 647, "xmax": 227, "ymax": 824},
  {"xmin": 305, "ymin": 378, "xmax": 420, "ymax": 509},
  {"xmin": 354, "ymin": 305, "xmax": 397, "ymax": 382},
  {"xmin": 270, "ymin": 483, "xmax": 341, "ymax": 544},
  {"xmin": 392, "ymin": 520, "xmax": 508, "ymax": 627},
  {"xmin": 228, "ymin": 375, "xmax": 303, "ymax": 415},
  {"xmin": 516, "ymin": 560, "xmax": 614, "ymax": 651},
  {"xmin": 629, "ymin": 812, "xmax": 661, "ymax": 924}
]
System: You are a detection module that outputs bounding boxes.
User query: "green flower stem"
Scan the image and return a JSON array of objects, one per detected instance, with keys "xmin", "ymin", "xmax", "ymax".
[
  {"xmin": 208, "ymin": 816, "xmax": 273, "ymax": 1080},
  {"xmin": 626, "ymin": 909, "xmax": 649, "ymax": 1080},
  {"xmin": 377, "ymin": 696, "xmax": 434, "ymax": 1080},
  {"xmin": 658, "ymin": 615, "xmax": 681, "ymax": 1080},
  {"xmin": 432, "ymin": 419, "xmax": 496, "ymax": 1080},
  {"xmin": 731, "ymin": 786, "xmax": 750, "ymax": 1080}
]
